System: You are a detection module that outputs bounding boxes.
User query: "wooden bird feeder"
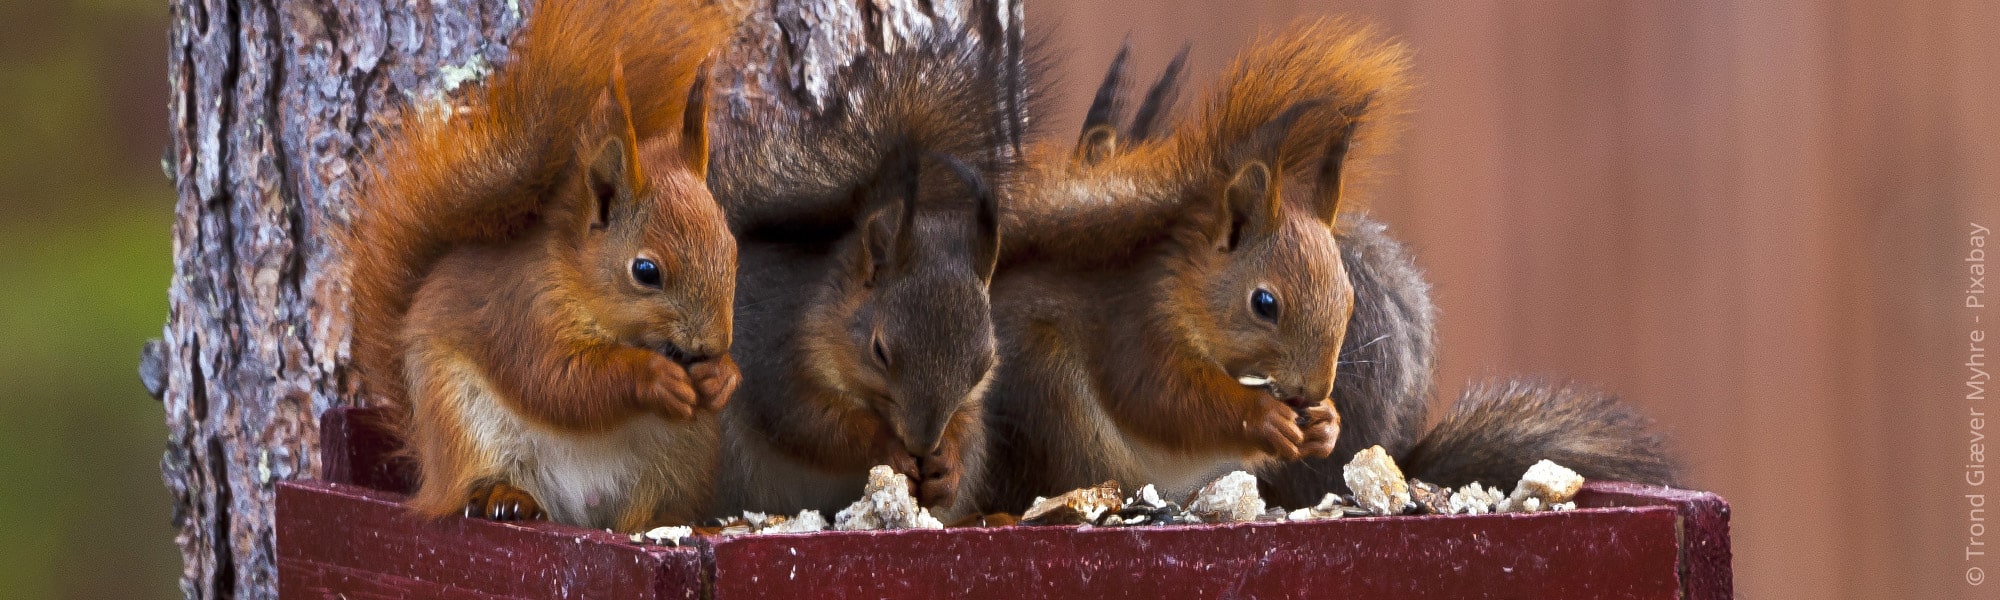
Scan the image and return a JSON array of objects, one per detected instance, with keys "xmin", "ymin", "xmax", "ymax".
[{"xmin": 276, "ymin": 407, "xmax": 1732, "ymax": 599}]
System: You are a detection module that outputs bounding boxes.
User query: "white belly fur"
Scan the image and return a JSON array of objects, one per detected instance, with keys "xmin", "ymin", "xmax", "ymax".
[
  {"xmin": 1067, "ymin": 367, "xmax": 1251, "ymax": 501},
  {"xmin": 443, "ymin": 359, "xmax": 715, "ymax": 529}
]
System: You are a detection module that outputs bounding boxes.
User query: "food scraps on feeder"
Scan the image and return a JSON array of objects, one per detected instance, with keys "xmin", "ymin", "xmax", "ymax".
[
  {"xmin": 1020, "ymin": 481, "xmax": 1123, "ymax": 525},
  {"xmin": 1343, "ymin": 445, "xmax": 1413, "ymax": 515},
  {"xmin": 1185, "ymin": 471, "xmax": 1266, "ymax": 523},
  {"xmin": 634, "ymin": 525, "xmax": 693, "ymax": 546},
  {"xmin": 833, "ymin": 465, "xmax": 946, "ymax": 530},
  {"xmin": 1499, "ymin": 459, "xmax": 1585, "ymax": 513},
  {"xmin": 1003, "ymin": 448, "xmax": 1589, "ymax": 528},
  {"xmin": 739, "ymin": 509, "xmax": 829, "ymax": 534},
  {"xmin": 631, "ymin": 451, "xmax": 1591, "ymax": 544}
]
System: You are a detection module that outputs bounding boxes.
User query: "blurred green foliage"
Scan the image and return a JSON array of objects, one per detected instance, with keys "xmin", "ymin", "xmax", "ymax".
[{"xmin": 0, "ymin": 0, "xmax": 182, "ymax": 597}]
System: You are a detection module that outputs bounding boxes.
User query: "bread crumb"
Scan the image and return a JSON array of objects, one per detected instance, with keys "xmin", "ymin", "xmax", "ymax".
[
  {"xmin": 1342, "ymin": 446, "xmax": 1412, "ymax": 515},
  {"xmin": 1021, "ymin": 481, "xmax": 1123, "ymax": 525},
  {"xmin": 1185, "ymin": 471, "xmax": 1265, "ymax": 523},
  {"xmin": 833, "ymin": 465, "xmax": 945, "ymax": 530},
  {"xmin": 1505, "ymin": 460, "xmax": 1585, "ymax": 512}
]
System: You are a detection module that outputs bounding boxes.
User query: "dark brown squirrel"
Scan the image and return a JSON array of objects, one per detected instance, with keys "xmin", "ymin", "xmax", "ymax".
[
  {"xmin": 708, "ymin": 28, "xmax": 1022, "ymax": 520},
  {"xmin": 977, "ymin": 20, "xmax": 1409, "ymax": 509},
  {"xmin": 343, "ymin": 0, "xmax": 740, "ymax": 530}
]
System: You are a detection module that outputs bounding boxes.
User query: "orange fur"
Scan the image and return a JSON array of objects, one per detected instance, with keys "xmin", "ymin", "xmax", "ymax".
[
  {"xmin": 348, "ymin": 0, "xmax": 731, "ymax": 415},
  {"xmin": 343, "ymin": 0, "xmax": 739, "ymax": 528},
  {"xmin": 1186, "ymin": 18, "xmax": 1408, "ymax": 196}
]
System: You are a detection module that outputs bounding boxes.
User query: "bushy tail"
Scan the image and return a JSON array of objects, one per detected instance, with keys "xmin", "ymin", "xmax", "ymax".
[
  {"xmin": 1181, "ymin": 17, "xmax": 1409, "ymax": 207},
  {"xmin": 1402, "ymin": 378, "xmax": 1681, "ymax": 490},
  {"xmin": 345, "ymin": 0, "xmax": 731, "ymax": 412},
  {"xmin": 711, "ymin": 25, "xmax": 1033, "ymax": 237}
]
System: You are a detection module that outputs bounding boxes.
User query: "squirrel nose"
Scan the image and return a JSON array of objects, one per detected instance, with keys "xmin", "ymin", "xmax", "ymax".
[
  {"xmin": 656, "ymin": 343, "xmax": 711, "ymax": 366},
  {"xmin": 1266, "ymin": 380, "xmax": 1319, "ymax": 410},
  {"xmin": 902, "ymin": 424, "xmax": 944, "ymax": 457},
  {"xmin": 889, "ymin": 411, "xmax": 946, "ymax": 456}
]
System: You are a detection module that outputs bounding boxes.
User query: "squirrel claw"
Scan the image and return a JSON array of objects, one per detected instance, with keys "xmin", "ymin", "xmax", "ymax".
[{"xmin": 465, "ymin": 482, "xmax": 546, "ymax": 522}]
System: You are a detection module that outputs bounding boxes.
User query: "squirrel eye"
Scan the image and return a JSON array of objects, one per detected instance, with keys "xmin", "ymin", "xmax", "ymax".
[
  {"xmin": 871, "ymin": 334, "xmax": 891, "ymax": 368},
  {"xmin": 631, "ymin": 258, "xmax": 662, "ymax": 288},
  {"xmin": 1250, "ymin": 287, "xmax": 1279, "ymax": 322}
]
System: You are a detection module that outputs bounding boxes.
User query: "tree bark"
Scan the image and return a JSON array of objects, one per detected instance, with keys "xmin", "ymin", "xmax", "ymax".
[{"xmin": 155, "ymin": 0, "xmax": 1024, "ymax": 597}]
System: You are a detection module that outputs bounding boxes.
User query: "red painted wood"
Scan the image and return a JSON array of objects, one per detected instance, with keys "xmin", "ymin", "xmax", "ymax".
[
  {"xmin": 284, "ymin": 406, "xmax": 1735, "ymax": 599},
  {"xmin": 706, "ymin": 509, "xmax": 1683, "ymax": 599},
  {"xmin": 276, "ymin": 480, "xmax": 703, "ymax": 599},
  {"xmin": 319, "ymin": 405, "xmax": 413, "ymax": 494},
  {"xmin": 1575, "ymin": 481, "xmax": 1735, "ymax": 599}
]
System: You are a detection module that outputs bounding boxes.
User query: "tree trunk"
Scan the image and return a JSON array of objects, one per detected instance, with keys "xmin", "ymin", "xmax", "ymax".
[{"xmin": 153, "ymin": 0, "xmax": 1024, "ymax": 597}]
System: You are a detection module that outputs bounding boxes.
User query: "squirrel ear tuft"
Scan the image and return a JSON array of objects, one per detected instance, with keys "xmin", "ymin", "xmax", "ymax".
[
  {"xmin": 1311, "ymin": 96, "xmax": 1370, "ymax": 224},
  {"xmin": 1129, "ymin": 44, "xmax": 1190, "ymax": 143},
  {"xmin": 931, "ymin": 152, "xmax": 1000, "ymax": 283},
  {"xmin": 1216, "ymin": 161, "xmax": 1278, "ymax": 251},
  {"xmin": 857, "ymin": 148, "xmax": 921, "ymax": 285},
  {"xmin": 1074, "ymin": 125, "xmax": 1118, "ymax": 167},
  {"xmin": 1079, "ymin": 41, "xmax": 1131, "ymax": 148},
  {"xmin": 587, "ymin": 136, "xmax": 634, "ymax": 230},
  {"xmin": 681, "ymin": 62, "xmax": 712, "ymax": 180},
  {"xmin": 586, "ymin": 56, "xmax": 642, "ymax": 231}
]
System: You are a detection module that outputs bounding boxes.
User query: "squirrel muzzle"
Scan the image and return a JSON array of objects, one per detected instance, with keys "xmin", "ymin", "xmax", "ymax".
[{"xmin": 886, "ymin": 396, "xmax": 956, "ymax": 456}]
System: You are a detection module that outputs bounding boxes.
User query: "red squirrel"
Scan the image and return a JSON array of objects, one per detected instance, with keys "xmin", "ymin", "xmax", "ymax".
[
  {"xmin": 977, "ymin": 19, "xmax": 1409, "ymax": 509},
  {"xmin": 344, "ymin": 0, "xmax": 739, "ymax": 530},
  {"xmin": 1039, "ymin": 26, "xmax": 1679, "ymax": 506},
  {"xmin": 709, "ymin": 31, "xmax": 1019, "ymax": 520}
]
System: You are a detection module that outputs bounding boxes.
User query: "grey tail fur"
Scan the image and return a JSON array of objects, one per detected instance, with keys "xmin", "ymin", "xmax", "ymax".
[{"xmin": 1402, "ymin": 378, "xmax": 1681, "ymax": 490}]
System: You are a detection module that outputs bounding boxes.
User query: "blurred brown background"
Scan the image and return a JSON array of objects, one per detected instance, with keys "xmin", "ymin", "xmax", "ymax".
[{"xmin": 0, "ymin": 0, "xmax": 1992, "ymax": 597}]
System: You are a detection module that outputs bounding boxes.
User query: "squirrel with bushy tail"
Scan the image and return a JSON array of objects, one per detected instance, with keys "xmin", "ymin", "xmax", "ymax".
[
  {"xmin": 344, "ymin": 0, "xmax": 741, "ymax": 530},
  {"xmin": 983, "ymin": 19, "xmax": 1679, "ymax": 510}
]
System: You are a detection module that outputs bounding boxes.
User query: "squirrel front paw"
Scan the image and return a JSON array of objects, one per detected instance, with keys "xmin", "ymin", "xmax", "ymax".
[
  {"xmin": 1296, "ymin": 399, "xmax": 1340, "ymax": 459},
  {"xmin": 873, "ymin": 432, "xmax": 923, "ymax": 483},
  {"xmin": 464, "ymin": 481, "xmax": 546, "ymax": 522},
  {"xmin": 866, "ymin": 419, "xmax": 962, "ymax": 509},
  {"xmin": 636, "ymin": 354, "xmax": 699, "ymax": 420},
  {"xmin": 688, "ymin": 356, "xmax": 740, "ymax": 411},
  {"xmin": 914, "ymin": 437, "xmax": 965, "ymax": 510},
  {"xmin": 1248, "ymin": 396, "xmax": 1312, "ymax": 461}
]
